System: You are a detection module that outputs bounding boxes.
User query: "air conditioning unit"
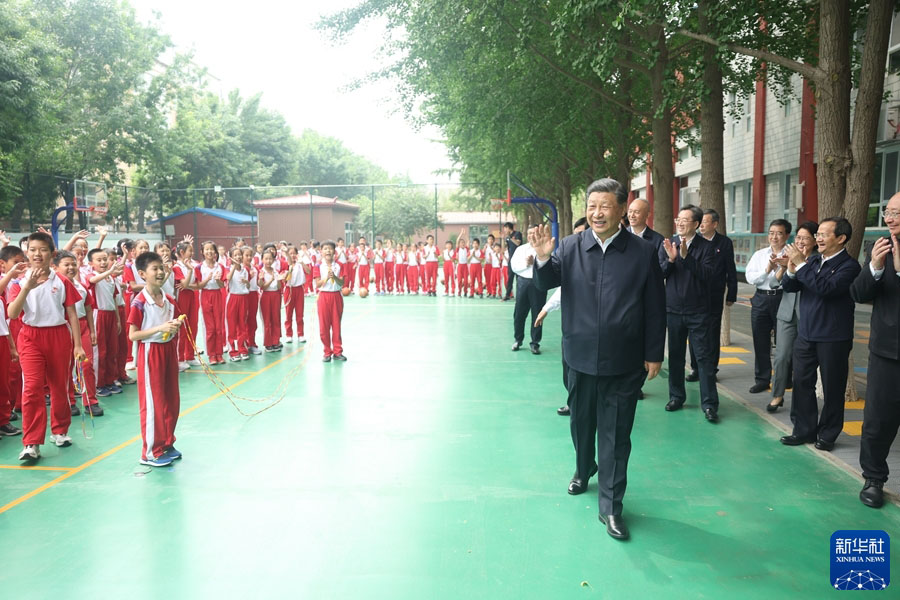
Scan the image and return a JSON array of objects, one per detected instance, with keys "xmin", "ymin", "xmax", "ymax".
[
  {"xmin": 792, "ymin": 181, "xmax": 805, "ymax": 212},
  {"xmin": 680, "ymin": 186, "xmax": 700, "ymax": 205}
]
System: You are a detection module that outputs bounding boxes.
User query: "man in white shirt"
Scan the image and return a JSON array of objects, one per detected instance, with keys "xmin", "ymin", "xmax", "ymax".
[
  {"xmin": 510, "ymin": 225, "xmax": 547, "ymax": 354},
  {"xmin": 744, "ymin": 219, "xmax": 791, "ymax": 394}
]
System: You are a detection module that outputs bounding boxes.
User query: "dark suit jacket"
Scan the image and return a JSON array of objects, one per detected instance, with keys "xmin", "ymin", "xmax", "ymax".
[
  {"xmin": 534, "ymin": 229, "xmax": 666, "ymax": 377},
  {"xmin": 633, "ymin": 226, "xmax": 664, "ymax": 253},
  {"xmin": 658, "ymin": 235, "xmax": 716, "ymax": 315},
  {"xmin": 707, "ymin": 232, "xmax": 738, "ymax": 306},
  {"xmin": 850, "ymin": 242, "xmax": 900, "ymax": 360},
  {"xmin": 782, "ymin": 250, "xmax": 861, "ymax": 342}
]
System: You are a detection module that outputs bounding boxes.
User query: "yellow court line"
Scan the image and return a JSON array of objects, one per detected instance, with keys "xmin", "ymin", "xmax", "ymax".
[
  {"xmin": 0, "ymin": 347, "xmax": 305, "ymax": 516},
  {"xmin": 0, "ymin": 465, "xmax": 75, "ymax": 471},
  {"xmin": 720, "ymin": 346, "xmax": 751, "ymax": 354},
  {"xmin": 180, "ymin": 369, "xmax": 260, "ymax": 375},
  {"xmin": 718, "ymin": 357, "xmax": 746, "ymax": 365}
]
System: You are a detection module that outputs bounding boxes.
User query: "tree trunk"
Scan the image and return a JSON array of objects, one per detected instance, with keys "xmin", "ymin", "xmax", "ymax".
[
  {"xmin": 649, "ymin": 24, "xmax": 675, "ymax": 238},
  {"xmin": 814, "ymin": 0, "xmax": 852, "ymax": 220},
  {"xmin": 698, "ymin": 0, "xmax": 727, "ymax": 235},
  {"xmin": 845, "ymin": 0, "xmax": 894, "ymax": 260}
]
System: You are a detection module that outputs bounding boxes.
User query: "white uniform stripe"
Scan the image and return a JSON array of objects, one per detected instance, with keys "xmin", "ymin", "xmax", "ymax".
[{"xmin": 141, "ymin": 344, "xmax": 156, "ymax": 459}]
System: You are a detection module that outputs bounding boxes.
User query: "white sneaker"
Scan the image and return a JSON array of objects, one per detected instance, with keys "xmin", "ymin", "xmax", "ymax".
[
  {"xmin": 125, "ymin": 361, "xmax": 136, "ymax": 371},
  {"xmin": 229, "ymin": 355, "xmax": 242, "ymax": 362},
  {"xmin": 296, "ymin": 336, "xmax": 307, "ymax": 343},
  {"xmin": 188, "ymin": 359, "xmax": 202, "ymax": 367},
  {"xmin": 178, "ymin": 361, "xmax": 190, "ymax": 372},
  {"xmin": 19, "ymin": 445, "xmax": 40, "ymax": 460},
  {"xmin": 249, "ymin": 346, "xmax": 262, "ymax": 355},
  {"xmin": 49, "ymin": 433, "xmax": 72, "ymax": 447},
  {"xmin": 285, "ymin": 338, "xmax": 293, "ymax": 344}
]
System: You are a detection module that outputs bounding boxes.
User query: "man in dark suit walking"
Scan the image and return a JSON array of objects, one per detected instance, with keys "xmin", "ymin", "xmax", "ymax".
[
  {"xmin": 687, "ymin": 208, "xmax": 738, "ymax": 381},
  {"xmin": 780, "ymin": 217, "xmax": 861, "ymax": 451},
  {"xmin": 850, "ymin": 194, "xmax": 900, "ymax": 508},
  {"xmin": 532, "ymin": 178, "xmax": 665, "ymax": 540},
  {"xmin": 660, "ymin": 205, "xmax": 720, "ymax": 422}
]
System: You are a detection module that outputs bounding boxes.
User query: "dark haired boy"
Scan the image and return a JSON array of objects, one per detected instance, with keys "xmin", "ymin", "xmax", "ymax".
[{"xmin": 128, "ymin": 251, "xmax": 184, "ymax": 466}]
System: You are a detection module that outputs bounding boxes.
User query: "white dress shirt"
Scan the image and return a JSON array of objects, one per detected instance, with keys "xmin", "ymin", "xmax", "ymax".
[{"xmin": 745, "ymin": 246, "xmax": 786, "ymax": 290}]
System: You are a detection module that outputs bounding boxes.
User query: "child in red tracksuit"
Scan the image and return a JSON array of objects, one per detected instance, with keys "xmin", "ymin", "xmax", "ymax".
[
  {"xmin": 8, "ymin": 232, "xmax": 85, "ymax": 461},
  {"xmin": 128, "ymin": 251, "xmax": 184, "ymax": 467},
  {"xmin": 55, "ymin": 251, "xmax": 102, "ymax": 417},
  {"xmin": 384, "ymin": 239, "xmax": 395, "ymax": 293},
  {"xmin": 225, "ymin": 247, "xmax": 251, "ymax": 361},
  {"xmin": 173, "ymin": 241, "xmax": 200, "ymax": 368},
  {"xmin": 468, "ymin": 238, "xmax": 484, "ymax": 297},
  {"xmin": 357, "ymin": 238, "xmax": 373, "ymax": 292},
  {"xmin": 423, "ymin": 235, "xmax": 439, "ymax": 296},
  {"xmin": 316, "ymin": 241, "xmax": 346, "ymax": 362},
  {"xmin": 192, "ymin": 241, "xmax": 226, "ymax": 365},
  {"xmin": 284, "ymin": 246, "xmax": 310, "ymax": 344},
  {"xmin": 456, "ymin": 238, "xmax": 469, "ymax": 297},
  {"xmin": 88, "ymin": 248, "xmax": 123, "ymax": 396},
  {"xmin": 406, "ymin": 244, "xmax": 420, "ymax": 294},
  {"xmin": 372, "ymin": 240, "xmax": 385, "ymax": 294},
  {"xmin": 395, "ymin": 245, "xmax": 406, "ymax": 294},
  {"xmin": 442, "ymin": 241, "xmax": 456, "ymax": 296},
  {"xmin": 242, "ymin": 247, "xmax": 262, "ymax": 354},
  {"xmin": 0, "ymin": 260, "xmax": 23, "ymax": 437},
  {"xmin": 0, "ymin": 245, "xmax": 26, "ymax": 421},
  {"xmin": 257, "ymin": 250, "xmax": 284, "ymax": 352}
]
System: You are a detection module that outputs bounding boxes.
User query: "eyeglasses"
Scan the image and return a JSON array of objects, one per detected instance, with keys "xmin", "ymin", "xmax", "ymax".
[
  {"xmin": 883, "ymin": 209, "xmax": 900, "ymax": 220},
  {"xmin": 814, "ymin": 232, "xmax": 831, "ymax": 239},
  {"xmin": 673, "ymin": 218, "xmax": 694, "ymax": 225},
  {"xmin": 795, "ymin": 235, "xmax": 814, "ymax": 243}
]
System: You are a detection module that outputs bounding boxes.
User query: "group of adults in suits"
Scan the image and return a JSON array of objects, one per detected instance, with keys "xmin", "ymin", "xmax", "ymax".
[{"xmin": 528, "ymin": 176, "xmax": 900, "ymax": 540}]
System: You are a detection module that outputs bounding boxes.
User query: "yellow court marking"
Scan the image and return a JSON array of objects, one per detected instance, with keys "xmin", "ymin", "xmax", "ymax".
[
  {"xmin": 845, "ymin": 400, "xmax": 866, "ymax": 410},
  {"xmin": 180, "ymin": 369, "xmax": 260, "ymax": 375},
  {"xmin": 0, "ymin": 347, "xmax": 305, "ymax": 516},
  {"xmin": 720, "ymin": 346, "xmax": 751, "ymax": 354},
  {"xmin": 0, "ymin": 465, "xmax": 74, "ymax": 471},
  {"xmin": 718, "ymin": 357, "xmax": 747, "ymax": 365},
  {"xmin": 843, "ymin": 421, "xmax": 863, "ymax": 436}
]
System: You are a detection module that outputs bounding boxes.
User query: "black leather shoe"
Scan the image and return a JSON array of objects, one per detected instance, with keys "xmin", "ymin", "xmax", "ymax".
[
  {"xmin": 557, "ymin": 406, "xmax": 570, "ymax": 416},
  {"xmin": 815, "ymin": 438, "xmax": 835, "ymax": 451},
  {"xmin": 322, "ymin": 355, "xmax": 332, "ymax": 362},
  {"xmin": 598, "ymin": 514, "xmax": 629, "ymax": 540},
  {"xmin": 749, "ymin": 382, "xmax": 770, "ymax": 394},
  {"xmin": 511, "ymin": 342, "xmax": 521, "ymax": 351},
  {"xmin": 859, "ymin": 479, "xmax": 885, "ymax": 508},
  {"xmin": 780, "ymin": 434, "xmax": 813, "ymax": 446},
  {"xmin": 704, "ymin": 408, "xmax": 719, "ymax": 423},
  {"xmin": 685, "ymin": 370, "xmax": 699, "ymax": 382},
  {"xmin": 665, "ymin": 399, "xmax": 684, "ymax": 412},
  {"xmin": 530, "ymin": 344, "xmax": 541, "ymax": 355},
  {"xmin": 766, "ymin": 398, "xmax": 784, "ymax": 413},
  {"xmin": 568, "ymin": 463, "xmax": 598, "ymax": 495}
]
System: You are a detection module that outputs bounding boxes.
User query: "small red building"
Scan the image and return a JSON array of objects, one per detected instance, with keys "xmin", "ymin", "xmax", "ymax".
[
  {"xmin": 149, "ymin": 207, "xmax": 257, "ymax": 258},
  {"xmin": 253, "ymin": 192, "xmax": 360, "ymax": 244},
  {"xmin": 412, "ymin": 211, "xmax": 517, "ymax": 245}
]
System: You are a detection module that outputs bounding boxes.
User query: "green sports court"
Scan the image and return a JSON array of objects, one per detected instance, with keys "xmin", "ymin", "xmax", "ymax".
[{"xmin": 1, "ymin": 296, "xmax": 896, "ymax": 598}]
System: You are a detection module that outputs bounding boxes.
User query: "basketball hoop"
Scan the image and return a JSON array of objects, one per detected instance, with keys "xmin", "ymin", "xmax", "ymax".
[{"xmin": 490, "ymin": 198, "xmax": 507, "ymax": 212}]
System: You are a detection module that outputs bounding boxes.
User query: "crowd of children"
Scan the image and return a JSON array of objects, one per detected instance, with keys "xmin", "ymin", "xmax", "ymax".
[{"xmin": 0, "ymin": 228, "xmax": 506, "ymax": 467}]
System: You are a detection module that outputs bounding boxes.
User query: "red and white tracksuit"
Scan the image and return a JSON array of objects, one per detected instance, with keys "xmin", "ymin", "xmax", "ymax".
[
  {"xmin": 9, "ymin": 271, "xmax": 80, "ymax": 446},
  {"xmin": 373, "ymin": 248, "xmax": 385, "ymax": 293},
  {"xmin": 173, "ymin": 261, "xmax": 199, "ymax": 362},
  {"xmin": 468, "ymin": 249, "xmax": 484, "ymax": 296},
  {"xmin": 0, "ymin": 297, "xmax": 14, "ymax": 426},
  {"xmin": 88, "ymin": 272, "xmax": 120, "ymax": 388},
  {"xmin": 284, "ymin": 261, "xmax": 308, "ymax": 338},
  {"xmin": 483, "ymin": 248, "xmax": 495, "ymax": 297},
  {"xmin": 384, "ymin": 250, "xmax": 395, "ymax": 292},
  {"xmin": 423, "ymin": 244, "xmax": 439, "ymax": 293},
  {"xmin": 128, "ymin": 289, "xmax": 180, "ymax": 461},
  {"xmin": 395, "ymin": 252, "xmax": 407, "ymax": 293},
  {"xmin": 317, "ymin": 263, "xmax": 344, "ymax": 357},
  {"xmin": 195, "ymin": 262, "xmax": 226, "ymax": 362},
  {"xmin": 69, "ymin": 281, "xmax": 98, "ymax": 408},
  {"xmin": 406, "ymin": 251, "xmax": 420, "ymax": 293},
  {"xmin": 456, "ymin": 247, "xmax": 469, "ymax": 296},
  {"xmin": 357, "ymin": 247, "xmax": 373, "ymax": 291},
  {"xmin": 259, "ymin": 268, "xmax": 282, "ymax": 347},
  {"xmin": 442, "ymin": 249, "xmax": 456, "ymax": 295},
  {"xmin": 226, "ymin": 265, "xmax": 251, "ymax": 359},
  {"xmin": 246, "ymin": 267, "xmax": 260, "ymax": 349}
]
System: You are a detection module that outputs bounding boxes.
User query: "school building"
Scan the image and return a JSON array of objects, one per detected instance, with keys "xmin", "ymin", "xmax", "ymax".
[{"xmin": 253, "ymin": 192, "xmax": 360, "ymax": 244}]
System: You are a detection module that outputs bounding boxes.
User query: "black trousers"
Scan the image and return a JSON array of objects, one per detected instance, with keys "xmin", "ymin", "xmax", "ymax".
[
  {"xmin": 513, "ymin": 277, "xmax": 546, "ymax": 346},
  {"xmin": 790, "ymin": 337, "xmax": 852, "ymax": 443},
  {"xmin": 860, "ymin": 351, "xmax": 900, "ymax": 483},
  {"xmin": 667, "ymin": 312, "xmax": 719, "ymax": 411},
  {"xmin": 567, "ymin": 368, "xmax": 642, "ymax": 516},
  {"xmin": 689, "ymin": 305, "xmax": 724, "ymax": 374},
  {"xmin": 750, "ymin": 291, "xmax": 782, "ymax": 385}
]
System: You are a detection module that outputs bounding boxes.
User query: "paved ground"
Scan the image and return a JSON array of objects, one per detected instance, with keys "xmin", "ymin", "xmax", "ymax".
[{"xmin": 714, "ymin": 283, "xmax": 897, "ymax": 504}]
